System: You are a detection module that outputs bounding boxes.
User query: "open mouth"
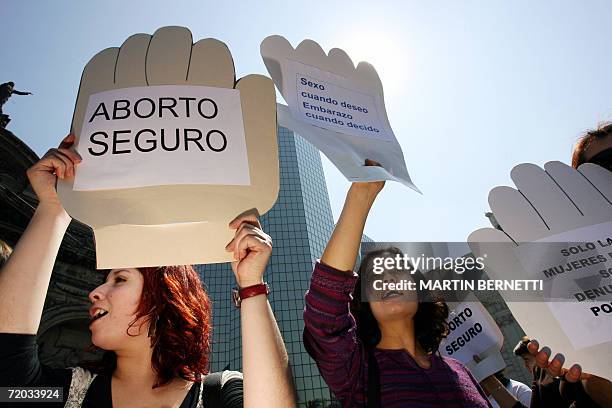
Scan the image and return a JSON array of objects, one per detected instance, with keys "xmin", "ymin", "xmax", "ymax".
[
  {"xmin": 90, "ymin": 309, "xmax": 109, "ymax": 324},
  {"xmin": 382, "ymin": 291, "xmax": 403, "ymax": 300}
]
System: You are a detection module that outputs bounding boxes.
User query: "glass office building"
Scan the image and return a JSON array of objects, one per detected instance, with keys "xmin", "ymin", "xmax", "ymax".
[{"xmin": 196, "ymin": 126, "xmax": 337, "ymax": 406}]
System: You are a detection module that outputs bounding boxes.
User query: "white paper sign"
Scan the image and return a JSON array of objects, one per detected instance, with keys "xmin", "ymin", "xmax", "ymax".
[
  {"xmin": 440, "ymin": 300, "xmax": 505, "ymax": 381},
  {"xmin": 261, "ymin": 36, "xmax": 419, "ymax": 192},
  {"xmin": 515, "ymin": 221, "xmax": 612, "ymax": 350},
  {"xmin": 277, "ymin": 104, "xmax": 420, "ymax": 191},
  {"xmin": 74, "ymin": 85, "xmax": 250, "ymax": 190},
  {"xmin": 284, "ymin": 60, "xmax": 393, "ymax": 141}
]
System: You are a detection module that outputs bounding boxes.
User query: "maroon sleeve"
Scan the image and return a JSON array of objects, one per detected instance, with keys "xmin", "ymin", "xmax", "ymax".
[
  {"xmin": 464, "ymin": 365, "xmax": 494, "ymax": 407},
  {"xmin": 303, "ymin": 261, "xmax": 366, "ymax": 401}
]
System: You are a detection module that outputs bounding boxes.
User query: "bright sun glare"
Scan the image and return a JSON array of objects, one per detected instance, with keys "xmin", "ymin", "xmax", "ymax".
[{"xmin": 330, "ymin": 32, "xmax": 409, "ymax": 97}]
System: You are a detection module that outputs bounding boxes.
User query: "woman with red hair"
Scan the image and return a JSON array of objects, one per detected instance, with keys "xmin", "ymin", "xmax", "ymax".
[{"xmin": 0, "ymin": 134, "xmax": 296, "ymax": 407}]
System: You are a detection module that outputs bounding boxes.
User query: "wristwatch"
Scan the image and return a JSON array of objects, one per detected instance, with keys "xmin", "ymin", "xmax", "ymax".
[{"xmin": 232, "ymin": 282, "xmax": 270, "ymax": 308}]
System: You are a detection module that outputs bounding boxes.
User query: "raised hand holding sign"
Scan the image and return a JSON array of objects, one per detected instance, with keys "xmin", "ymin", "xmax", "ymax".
[
  {"xmin": 58, "ymin": 27, "xmax": 279, "ymax": 269},
  {"xmin": 261, "ymin": 35, "xmax": 419, "ymax": 192}
]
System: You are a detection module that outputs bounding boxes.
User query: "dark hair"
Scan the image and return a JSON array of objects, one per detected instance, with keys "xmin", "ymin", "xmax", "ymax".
[
  {"xmin": 572, "ymin": 122, "xmax": 612, "ymax": 168},
  {"xmin": 350, "ymin": 247, "xmax": 449, "ymax": 354},
  {"xmin": 84, "ymin": 265, "xmax": 212, "ymax": 388},
  {"xmin": 0, "ymin": 240, "xmax": 12, "ymax": 268},
  {"xmin": 513, "ymin": 336, "xmax": 531, "ymax": 357}
]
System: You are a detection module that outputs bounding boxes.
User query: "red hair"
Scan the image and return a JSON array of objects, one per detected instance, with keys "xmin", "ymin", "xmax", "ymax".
[
  {"xmin": 85, "ymin": 265, "xmax": 212, "ymax": 388},
  {"xmin": 135, "ymin": 265, "xmax": 212, "ymax": 386},
  {"xmin": 572, "ymin": 122, "xmax": 612, "ymax": 168}
]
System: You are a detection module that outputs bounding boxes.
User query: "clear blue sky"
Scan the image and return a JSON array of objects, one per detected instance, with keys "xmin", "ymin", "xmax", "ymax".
[{"xmin": 3, "ymin": 0, "xmax": 612, "ymax": 242}]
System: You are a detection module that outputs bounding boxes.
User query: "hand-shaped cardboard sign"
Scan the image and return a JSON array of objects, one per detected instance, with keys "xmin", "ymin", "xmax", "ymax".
[
  {"xmin": 440, "ymin": 294, "xmax": 505, "ymax": 382},
  {"xmin": 58, "ymin": 26, "xmax": 279, "ymax": 269},
  {"xmin": 261, "ymin": 35, "xmax": 419, "ymax": 192},
  {"xmin": 468, "ymin": 162, "xmax": 612, "ymax": 378}
]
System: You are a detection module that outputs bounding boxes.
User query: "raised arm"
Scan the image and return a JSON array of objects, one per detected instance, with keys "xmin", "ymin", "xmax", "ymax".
[
  {"xmin": 299, "ymin": 163, "xmax": 386, "ymax": 406},
  {"xmin": 0, "ymin": 134, "xmax": 81, "ymax": 334},
  {"xmin": 321, "ymin": 160, "xmax": 385, "ymax": 271},
  {"xmin": 226, "ymin": 212, "xmax": 296, "ymax": 408}
]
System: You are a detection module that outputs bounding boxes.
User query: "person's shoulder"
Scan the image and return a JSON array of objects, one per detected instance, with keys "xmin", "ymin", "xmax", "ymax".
[
  {"xmin": 67, "ymin": 366, "xmax": 94, "ymax": 378},
  {"xmin": 63, "ymin": 367, "xmax": 99, "ymax": 406},
  {"xmin": 439, "ymin": 355, "xmax": 466, "ymax": 370},
  {"xmin": 220, "ymin": 370, "xmax": 243, "ymax": 387},
  {"xmin": 508, "ymin": 378, "xmax": 531, "ymax": 391},
  {"xmin": 66, "ymin": 367, "xmax": 97, "ymax": 389},
  {"xmin": 215, "ymin": 371, "xmax": 243, "ymax": 408},
  {"xmin": 438, "ymin": 356, "xmax": 477, "ymax": 377}
]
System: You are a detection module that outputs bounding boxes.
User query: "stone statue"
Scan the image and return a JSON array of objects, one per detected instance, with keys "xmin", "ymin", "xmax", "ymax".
[{"xmin": 0, "ymin": 82, "xmax": 33, "ymax": 127}]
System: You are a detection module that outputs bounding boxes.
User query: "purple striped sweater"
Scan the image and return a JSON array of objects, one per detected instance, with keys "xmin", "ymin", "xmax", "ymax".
[{"xmin": 303, "ymin": 261, "xmax": 493, "ymax": 408}]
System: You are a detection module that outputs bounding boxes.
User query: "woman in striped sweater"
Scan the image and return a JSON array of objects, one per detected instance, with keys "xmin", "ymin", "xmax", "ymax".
[{"xmin": 303, "ymin": 171, "xmax": 492, "ymax": 408}]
